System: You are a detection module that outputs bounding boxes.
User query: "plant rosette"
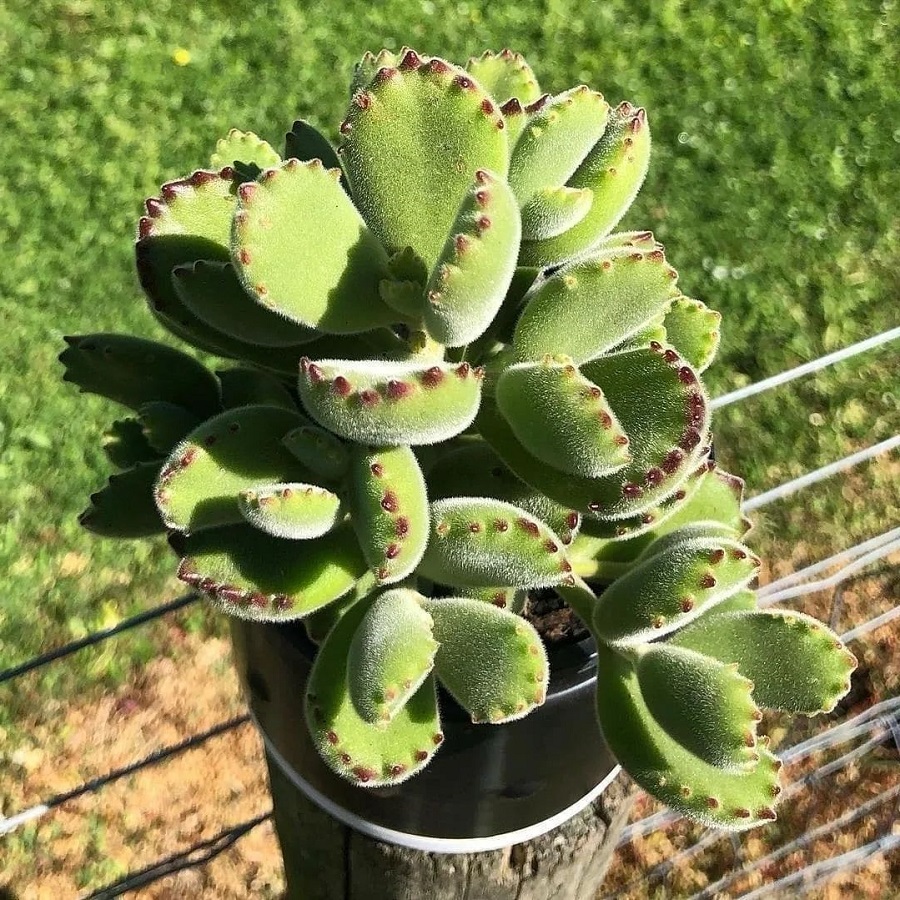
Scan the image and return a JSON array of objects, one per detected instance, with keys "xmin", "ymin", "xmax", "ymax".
[{"xmin": 61, "ymin": 47, "xmax": 856, "ymax": 848}]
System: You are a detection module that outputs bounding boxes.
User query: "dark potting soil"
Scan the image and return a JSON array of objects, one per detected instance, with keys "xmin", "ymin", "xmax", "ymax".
[{"xmin": 523, "ymin": 588, "xmax": 589, "ymax": 646}]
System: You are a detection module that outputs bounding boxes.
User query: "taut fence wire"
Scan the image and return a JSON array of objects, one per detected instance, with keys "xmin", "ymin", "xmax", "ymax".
[{"xmin": 2, "ymin": 327, "xmax": 898, "ymax": 897}]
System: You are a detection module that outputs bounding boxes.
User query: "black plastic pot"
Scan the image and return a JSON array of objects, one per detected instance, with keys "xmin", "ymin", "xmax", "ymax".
[{"xmin": 231, "ymin": 617, "xmax": 620, "ymax": 852}]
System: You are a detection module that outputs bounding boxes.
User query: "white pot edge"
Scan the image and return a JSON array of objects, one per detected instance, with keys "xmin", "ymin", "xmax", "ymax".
[{"xmin": 254, "ymin": 711, "xmax": 622, "ymax": 855}]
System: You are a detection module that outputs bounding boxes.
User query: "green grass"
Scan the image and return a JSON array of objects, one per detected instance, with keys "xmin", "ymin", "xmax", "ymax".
[{"xmin": 1, "ymin": 0, "xmax": 897, "ymax": 717}]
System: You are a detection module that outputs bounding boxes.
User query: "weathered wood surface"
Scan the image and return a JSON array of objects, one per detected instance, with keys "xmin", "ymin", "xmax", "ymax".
[{"xmin": 267, "ymin": 753, "xmax": 633, "ymax": 900}]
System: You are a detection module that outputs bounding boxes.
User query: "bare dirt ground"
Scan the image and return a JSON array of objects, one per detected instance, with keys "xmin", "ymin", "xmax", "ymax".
[
  {"xmin": 2, "ymin": 562, "xmax": 898, "ymax": 898},
  {"xmin": 2, "ymin": 631, "xmax": 284, "ymax": 899}
]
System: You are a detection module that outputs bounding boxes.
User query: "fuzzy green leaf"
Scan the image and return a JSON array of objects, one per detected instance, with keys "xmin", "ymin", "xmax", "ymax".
[
  {"xmin": 496, "ymin": 96, "xmax": 531, "ymax": 151},
  {"xmin": 348, "ymin": 445, "xmax": 429, "ymax": 585},
  {"xmin": 458, "ymin": 585, "xmax": 526, "ymax": 613},
  {"xmin": 282, "ymin": 425, "xmax": 349, "ymax": 481},
  {"xmin": 60, "ymin": 334, "xmax": 220, "ymax": 417},
  {"xmin": 663, "ymin": 297, "xmax": 722, "ymax": 372},
  {"xmin": 231, "ymin": 159, "xmax": 395, "ymax": 334},
  {"xmin": 417, "ymin": 497, "xmax": 573, "ymax": 588},
  {"xmin": 596, "ymin": 230, "xmax": 661, "ymax": 252},
  {"xmin": 670, "ymin": 610, "xmax": 857, "ymax": 714},
  {"xmin": 646, "ymin": 467, "xmax": 748, "ymax": 538},
  {"xmin": 581, "ymin": 346, "xmax": 711, "ymax": 514},
  {"xmin": 139, "ymin": 169, "xmax": 237, "ymax": 247},
  {"xmin": 508, "ymin": 87, "xmax": 609, "ymax": 205},
  {"xmin": 340, "ymin": 52, "xmax": 509, "ymax": 270},
  {"xmin": 145, "ymin": 264, "xmax": 310, "ymax": 372},
  {"xmin": 465, "ymin": 49, "xmax": 541, "ymax": 105},
  {"xmin": 284, "ymin": 119, "xmax": 342, "ymax": 171},
  {"xmin": 348, "ymin": 588, "xmax": 438, "ymax": 724},
  {"xmin": 139, "ymin": 238, "xmax": 311, "ymax": 373},
  {"xmin": 216, "ymin": 367, "xmax": 297, "ymax": 411},
  {"xmin": 520, "ymin": 186, "xmax": 593, "ymax": 241},
  {"xmin": 576, "ymin": 462, "xmax": 712, "ymax": 547},
  {"xmin": 155, "ymin": 405, "xmax": 309, "ymax": 532},
  {"xmin": 103, "ymin": 418, "xmax": 159, "ymax": 469},
  {"xmin": 706, "ymin": 589, "xmax": 759, "ymax": 617},
  {"xmin": 480, "ymin": 346, "xmax": 711, "ymax": 522},
  {"xmin": 138, "ymin": 402, "xmax": 200, "ymax": 454},
  {"xmin": 423, "ymin": 169, "xmax": 521, "ymax": 347},
  {"xmin": 520, "ymin": 103, "xmax": 651, "ymax": 267},
  {"xmin": 496, "ymin": 358, "xmax": 631, "ymax": 478},
  {"xmin": 595, "ymin": 644, "xmax": 782, "ymax": 830},
  {"xmin": 210, "ymin": 129, "xmax": 281, "ymax": 172},
  {"xmin": 306, "ymin": 593, "xmax": 443, "ymax": 786},
  {"xmin": 613, "ymin": 314, "xmax": 669, "ymax": 353},
  {"xmin": 513, "ymin": 248, "xmax": 680, "ymax": 364},
  {"xmin": 174, "ymin": 522, "xmax": 367, "ymax": 621},
  {"xmin": 424, "ymin": 597, "xmax": 548, "ymax": 723},
  {"xmin": 637, "ymin": 644, "xmax": 761, "ymax": 770},
  {"xmin": 427, "ymin": 442, "xmax": 580, "ymax": 546},
  {"xmin": 482, "ymin": 265, "xmax": 540, "ymax": 346},
  {"xmin": 350, "ymin": 48, "xmax": 401, "ymax": 95},
  {"xmin": 173, "ymin": 260, "xmax": 317, "ymax": 348},
  {"xmin": 387, "ymin": 245, "xmax": 429, "ymax": 284},
  {"xmin": 632, "ymin": 521, "xmax": 744, "ymax": 562},
  {"xmin": 575, "ymin": 466, "xmax": 747, "ymax": 577},
  {"xmin": 79, "ymin": 462, "xmax": 164, "ymax": 539},
  {"xmin": 239, "ymin": 482, "xmax": 343, "ymax": 539},
  {"xmin": 136, "ymin": 169, "xmax": 235, "ymax": 339},
  {"xmin": 593, "ymin": 531, "xmax": 760, "ymax": 645},
  {"xmin": 379, "ymin": 279, "xmax": 423, "ymax": 319},
  {"xmin": 298, "ymin": 358, "xmax": 483, "ymax": 446}
]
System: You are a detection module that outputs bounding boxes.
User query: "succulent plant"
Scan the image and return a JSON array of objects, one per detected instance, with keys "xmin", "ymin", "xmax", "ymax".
[{"xmin": 61, "ymin": 47, "xmax": 856, "ymax": 830}]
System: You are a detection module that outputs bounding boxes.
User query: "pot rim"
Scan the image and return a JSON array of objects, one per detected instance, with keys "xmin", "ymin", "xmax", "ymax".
[{"xmin": 257, "ymin": 709, "xmax": 621, "ymax": 854}]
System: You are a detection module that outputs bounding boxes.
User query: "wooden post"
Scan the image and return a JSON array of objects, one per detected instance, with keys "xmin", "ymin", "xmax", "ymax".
[{"xmin": 266, "ymin": 752, "xmax": 634, "ymax": 900}]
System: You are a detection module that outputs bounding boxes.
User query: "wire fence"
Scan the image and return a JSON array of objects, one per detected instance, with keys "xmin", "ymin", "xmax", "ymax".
[{"xmin": 2, "ymin": 328, "xmax": 898, "ymax": 898}]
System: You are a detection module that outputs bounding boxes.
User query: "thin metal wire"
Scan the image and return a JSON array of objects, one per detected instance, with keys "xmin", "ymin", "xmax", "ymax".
[
  {"xmin": 688, "ymin": 785, "xmax": 900, "ymax": 900},
  {"xmin": 841, "ymin": 605, "xmax": 900, "ymax": 642},
  {"xmin": 758, "ymin": 527, "xmax": 900, "ymax": 598},
  {"xmin": 0, "ymin": 715, "xmax": 250, "ymax": 837},
  {"xmin": 779, "ymin": 697, "xmax": 900, "ymax": 762},
  {"xmin": 609, "ymin": 715, "xmax": 899, "ymax": 894},
  {"xmin": 0, "ymin": 594, "xmax": 199, "ymax": 685},
  {"xmin": 742, "ymin": 434, "xmax": 900, "ymax": 512},
  {"xmin": 710, "ymin": 326, "xmax": 900, "ymax": 410},
  {"xmin": 80, "ymin": 810, "xmax": 272, "ymax": 899},
  {"xmin": 806, "ymin": 728, "xmax": 897, "ymax": 782},
  {"xmin": 737, "ymin": 832, "xmax": 900, "ymax": 900},
  {"xmin": 759, "ymin": 536, "xmax": 900, "ymax": 606}
]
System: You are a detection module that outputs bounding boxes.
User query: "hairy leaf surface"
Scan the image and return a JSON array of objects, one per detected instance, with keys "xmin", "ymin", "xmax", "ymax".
[
  {"xmin": 340, "ymin": 52, "xmax": 508, "ymax": 270},
  {"xmin": 155, "ymin": 405, "xmax": 309, "ymax": 532},
  {"xmin": 670, "ymin": 610, "xmax": 857, "ymax": 714},
  {"xmin": 348, "ymin": 445, "xmax": 430, "ymax": 584},
  {"xmin": 417, "ymin": 497, "xmax": 573, "ymax": 588},
  {"xmin": 595, "ymin": 645, "xmax": 782, "ymax": 830},
  {"xmin": 174, "ymin": 522, "xmax": 367, "ymax": 621},
  {"xmin": 306, "ymin": 594, "xmax": 443, "ymax": 786},
  {"xmin": 298, "ymin": 358, "xmax": 483, "ymax": 445},
  {"xmin": 348, "ymin": 588, "xmax": 437, "ymax": 724},
  {"xmin": 424, "ymin": 597, "xmax": 548, "ymax": 723},
  {"xmin": 232, "ymin": 160, "xmax": 394, "ymax": 333}
]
